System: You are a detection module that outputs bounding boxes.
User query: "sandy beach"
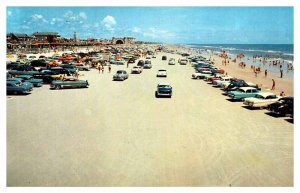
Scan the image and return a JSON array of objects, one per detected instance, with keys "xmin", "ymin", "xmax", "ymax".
[{"xmin": 7, "ymin": 49, "xmax": 293, "ymax": 186}]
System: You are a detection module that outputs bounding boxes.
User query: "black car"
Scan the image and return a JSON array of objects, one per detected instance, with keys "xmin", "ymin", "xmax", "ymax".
[
  {"xmin": 162, "ymin": 56, "xmax": 167, "ymax": 60},
  {"xmin": 137, "ymin": 60, "xmax": 145, "ymax": 67},
  {"xmin": 128, "ymin": 58, "xmax": 135, "ymax": 63},
  {"xmin": 30, "ymin": 59, "xmax": 48, "ymax": 68},
  {"xmin": 7, "ymin": 62, "xmax": 21, "ymax": 70},
  {"xmin": 50, "ymin": 67, "xmax": 71, "ymax": 76},
  {"xmin": 267, "ymin": 97, "xmax": 293, "ymax": 116}
]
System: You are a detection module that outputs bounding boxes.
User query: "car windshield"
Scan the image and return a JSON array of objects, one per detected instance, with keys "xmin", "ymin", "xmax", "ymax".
[
  {"xmin": 255, "ymin": 94, "xmax": 265, "ymax": 99},
  {"xmin": 158, "ymin": 70, "xmax": 166, "ymax": 72},
  {"xmin": 159, "ymin": 85, "xmax": 170, "ymax": 88}
]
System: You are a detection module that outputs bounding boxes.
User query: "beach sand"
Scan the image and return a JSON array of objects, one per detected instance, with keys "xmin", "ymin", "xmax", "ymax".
[{"xmin": 7, "ymin": 50, "xmax": 293, "ymax": 186}]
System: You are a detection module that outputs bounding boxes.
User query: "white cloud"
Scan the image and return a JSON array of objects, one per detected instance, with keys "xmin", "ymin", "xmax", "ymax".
[
  {"xmin": 21, "ymin": 25, "xmax": 30, "ymax": 29},
  {"xmin": 31, "ymin": 14, "xmax": 48, "ymax": 23},
  {"xmin": 132, "ymin": 27, "xmax": 142, "ymax": 33},
  {"xmin": 102, "ymin": 15, "xmax": 116, "ymax": 31},
  {"xmin": 143, "ymin": 27, "xmax": 175, "ymax": 39},
  {"xmin": 79, "ymin": 12, "xmax": 87, "ymax": 20},
  {"xmin": 7, "ymin": 11, "xmax": 12, "ymax": 16}
]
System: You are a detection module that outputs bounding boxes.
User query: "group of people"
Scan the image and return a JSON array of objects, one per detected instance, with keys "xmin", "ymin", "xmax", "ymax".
[{"xmin": 97, "ymin": 62, "xmax": 112, "ymax": 74}]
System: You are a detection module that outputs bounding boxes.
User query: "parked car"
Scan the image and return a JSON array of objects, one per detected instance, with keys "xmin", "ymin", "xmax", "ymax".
[
  {"xmin": 7, "ymin": 81, "xmax": 33, "ymax": 94},
  {"xmin": 50, "ymin": 77, "xmax": 89, "ymax": 89},
  {"xmin": 155, "ymin": 83, "xmax": 172, "ymax": 98},
  {"xmin": 60, "ymin": 64, "xmax": 78, "ymax": 73},
  {"xmin": 192, "ymin": 69, "xmax": 213, "ymax": 79},
  {"xmin": 50, "ymin": 67, "xmax": 71, "ymax": 76},
  {"xmin": 228, "ymin": 87, "xmax": 261, "ymax": 100},
  {"xmin": 7, "ymin": 63, "xmax": 22, "ymax": 70},
  {"xmin": 115, "ymin": 59, "xmax": 126, "ymax": 65},
  {"xmin": 131, "ymin": 66, "xmax": 142, "ymax": 74},
  {"xmin": 162, "ymin": 56, "xmax": 167, "ymax": 60},
  {"xmin": 157, "ymin": 69, "xmax": 167, "ymax": 77},
  {"xmin": 267, "ymin": 96, "xmax": 294, "ymax": 116},
  {"xmin": 180, "ymin": 59, "xmax": 188, "ymax": 65},
  {"xmin": 16, "ymin": 75, "xmax": 43, "ymax": 87},
  {"xmin": 7, "ymin": 78, "xmax": 34, "ymax": 89},
  {"xmin": 113, "ymin": 70, "xmax": 129, "ymax": 81},
  {"xmin": 212, "ymin": 76, "xmax": 234, "ymax": 87},
  {"xmin": 75, "ymin": 64, "xmax": 90, "ymax": 71},
  {"xmin": 168, "ymin": 58, "xmax": 176, "ymax": 65},
  {"xmin": 128, "ymin": 58, "xmax": 135, "ymax": 63},
  {"xmin": 144, "ymin": 60, "xmax": 152, "ymax": 69},
  {"xmin": 243, "ymin": 92, "xmax": 281, "ymax": 108},
  {"xmin": 30, "ymin": 59, "xmax": 48, "ymax": 68},
  {"xmin": 137, "ymin": 60, "xmax": 145, "ymax": 67}
]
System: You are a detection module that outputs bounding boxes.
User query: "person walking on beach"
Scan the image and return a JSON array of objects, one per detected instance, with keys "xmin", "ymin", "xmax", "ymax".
[
  {"xmin": 127, "ymin": 60, "xmax": 129, "ymax": 68},
  {"xmin": 101, "ymin": 64, "xmax": 104, "ymax": 74},
  {"xmin": 255, "ymin": 71, "xmax": 257, "ymax": 77},
  {"xmin": 280, "ymin": 69, "xmax": 283, "ymax": 78},
  {"xmin": 265, "ymin": 69, "xmax": 267, "ymax": 77},
  {"xmin": 97, "ymin": 63, "xmax": 101, "ymax": 74},
  {"xmin": 271, "ymin": 79, "xmax": 275, "ymax": 90},
  {"xmin": 108, "ymin": 64, "xmax": 111, "ymax": 73}
]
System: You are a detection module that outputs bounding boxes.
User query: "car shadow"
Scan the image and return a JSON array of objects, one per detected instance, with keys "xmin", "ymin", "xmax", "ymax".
[
  {"xmin": 242, "ymin": 106, "xmax": 263, "ymax": 110},
  {"xmin": 226, "ymin": 99, "xmax": 241, "ymax": 102},
  {"xmin": 7, "ymin": 93, "xmax": 31, "ymax": 96},
  {"xmin": 264, "ymin": 112, "xmax": 284, "ymax": 118},
  {"xmin": 285, "ymin": 118, "xmax": 294, "ymax": 124}
]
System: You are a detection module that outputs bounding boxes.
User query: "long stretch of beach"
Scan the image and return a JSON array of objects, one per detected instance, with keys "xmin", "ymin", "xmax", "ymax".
[{"xmin": 6, "ymin": 44, "xmax": 293, "ymax": 186}]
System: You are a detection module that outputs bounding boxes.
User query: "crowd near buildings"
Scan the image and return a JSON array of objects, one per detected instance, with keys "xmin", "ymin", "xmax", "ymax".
[{"xmin": 6, "ymin": 31, "xmax": 136, "ymax": 54}]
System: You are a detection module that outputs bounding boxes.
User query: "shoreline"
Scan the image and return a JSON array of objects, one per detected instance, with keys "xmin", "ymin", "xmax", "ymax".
[{"xmin": 165, "ymin": 44, "xmax": 294, "ymax": 96}]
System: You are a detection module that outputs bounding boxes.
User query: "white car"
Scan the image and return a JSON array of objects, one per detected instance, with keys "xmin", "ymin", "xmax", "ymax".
[
  {"xmin": 168, "ymin": 58, "xmax": 176, "ymax": 65},
  {"xmin": 180, "ymin": 59, "xmax": 188, "ymax": 65},
  {"xmin": 212, "ymin": 76, "xmax": 233, "ymax": 87},
  {"xmin": 243, "ymin": 92, "xmax": 281, "ymax": 108},
  {"xmin": 192, "ymin": 70, "xmax": 212, "ymax": 79},
  {"xmin": 131, "ymin": 66, "xmax": 142, "ymax": 74},
  {"xmin": 157, "ymin": 69, "xmax": 167, "ymax": 77}
]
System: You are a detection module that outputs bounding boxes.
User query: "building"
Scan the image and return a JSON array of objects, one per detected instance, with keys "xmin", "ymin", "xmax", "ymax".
[
  {"xmin": 7, "ymin": 33, "xmax": 31, "ymax": 42},
  {"xmin": 111, "ymin": 37, "xmax": 135, "ymax": 44},
  {"xmin": 32, "ymin": 32, "xmax": 60, "ymax": 43}
]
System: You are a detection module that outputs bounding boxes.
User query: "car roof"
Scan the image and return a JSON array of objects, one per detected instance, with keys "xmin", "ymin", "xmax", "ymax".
[
  {"xmin": 255, "ymin": 92, "xmax": 276, "ymax": 97},
  {"xmin": 239, "ymin": 87, "xmax": 258, "ymax": 90},
  {"xmin": 158, "ymin": 83, "xmax": 170, "ymax": 86}
]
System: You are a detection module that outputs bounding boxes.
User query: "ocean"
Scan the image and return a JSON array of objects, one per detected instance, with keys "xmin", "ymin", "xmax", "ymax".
[{"xmin": 187, "ymin": 44, "xmax": 294, "ymax": 77}]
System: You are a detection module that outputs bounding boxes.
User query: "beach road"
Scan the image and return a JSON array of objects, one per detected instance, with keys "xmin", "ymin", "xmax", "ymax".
[{"xmin": 7, "ymin": 52, "xmax": 293, "ymax": 186}]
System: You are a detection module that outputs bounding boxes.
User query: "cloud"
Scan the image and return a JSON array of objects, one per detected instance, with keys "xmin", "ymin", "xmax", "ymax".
[
  {"xmin": 7, "ymin": 11, "xmax": 12, "ymax": 16},
  {"xmin": 102, "ymin": 15, "xmax": 116, "ymax": 31},
  {"xmin": 143, "ymin": 27, "xmax": 175, "ymax": 38},
  {"xmin": 31, "ymin": 14, "xmax": 48, "ymax": 23},
  {"xmin": 132, "ymin": 27, "xmax": 142, "ymax": 33},
  {"xmin": 79, "ymin": 12, "xmax": 87, "ymax": 20}
]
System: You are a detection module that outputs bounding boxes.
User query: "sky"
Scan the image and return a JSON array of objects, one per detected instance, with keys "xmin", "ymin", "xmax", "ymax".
[{"xmin": 6, "ymin": 6, "xmax": 294, "ymax": 44}]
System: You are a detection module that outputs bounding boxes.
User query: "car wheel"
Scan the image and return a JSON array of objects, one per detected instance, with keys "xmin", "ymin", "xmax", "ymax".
[
  {"xmin": 54, "ymin": 85, "xmax": 61, "ymax": 90},
  {"xmin": 13, "ymin": 91, "xmax": 18, "ymax": 95},
  {"xmin": 155, "ymin": 91, "xmax": 158, "ymax": 98}
]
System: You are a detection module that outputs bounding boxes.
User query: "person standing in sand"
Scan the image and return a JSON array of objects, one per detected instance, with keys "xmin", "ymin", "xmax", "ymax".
[
  {"xmin": 271, "ymin": 79, "xmax": 275, "ymax": 90},
  {"xmin": 265, "ymin": 69, "xmax": 267, "ymax": 77},
  {"xmin": 280, "ymin": 69, "xmax": 283, "ymax": 78}
]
